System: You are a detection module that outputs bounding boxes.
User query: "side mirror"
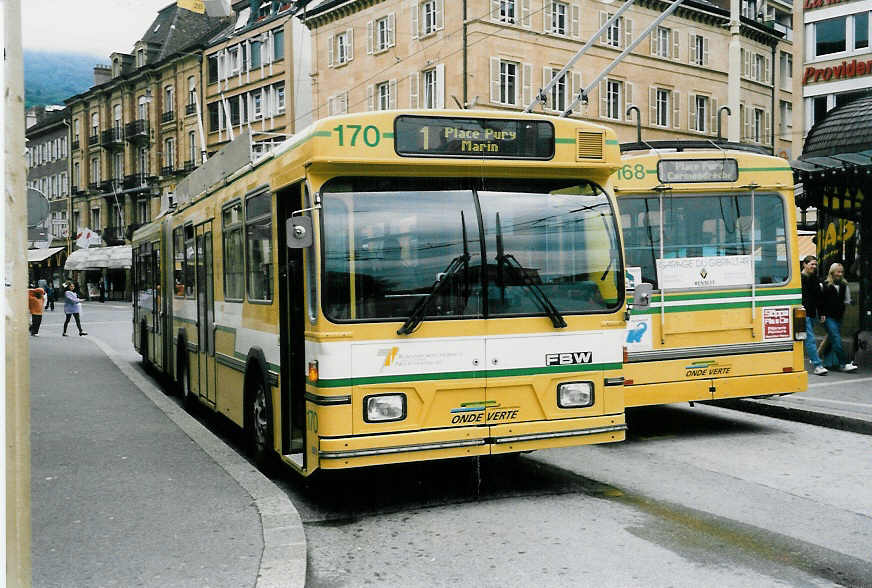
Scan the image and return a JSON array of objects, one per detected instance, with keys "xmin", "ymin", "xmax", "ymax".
[
  {"xmin": 633, "ymin": 282, "xmax": 653, "ymax": 310},
  {"xmin": 286, "ymin": 216, "xmax": 313, "ymax": 249}
]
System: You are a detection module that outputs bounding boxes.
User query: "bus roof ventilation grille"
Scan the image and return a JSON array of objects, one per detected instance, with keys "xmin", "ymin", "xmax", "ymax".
[{"xmin": 576, "ymin": 131, "xmax": 603, "ymax": 160}]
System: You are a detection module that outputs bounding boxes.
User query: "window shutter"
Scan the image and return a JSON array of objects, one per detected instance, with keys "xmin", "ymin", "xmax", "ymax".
[
  {"xmin": 672, "ymin": 90, "xmax": 680, "ymax": 129},
  {"xmin": 600, "ymin": 12, "xmax": 608, "ymax": 43},
  {"xmin": 367, "ymin": 85, "xmax": 375, "ymax": 111},
  {"xmin": 389, "ymin": 79, "xmax": 397, "ymax": 109},
  {"xmin": 742, "ymin": 103, "xmax": 750, "ymax": 140},
  {"xmin": 522, "ymin": 62, "xmax": 532, "ymax": 107},
  {"xmin": 764, "ymin": 109, "xmax": 771, "ymax": 144},
  {"xmin": 764, "ymin": 55, "xmax": 770, "ymax": 83},
  {"xmin": 625, "ymin": 82, "xmax": 633, "ymax": 115},
  {"xmin": 599, "ymin": 80, "xmax": 608, "ymax": 118},
  {"xmin": 710, "ymin": 97, "xmax": 718, "ymax": 135},
  {"xmin": 742, "ymin": 48, "xmax": 749, "ymax": 77},
  {"xmin": 649, "ymin": 86, "xmax": 657, "ymax": 125},
  {"xmin": 571, "ymin": 4, "xmax": 581, "ymax": 39},
  {"xmin": 672, "ymin": 30, "xmax": 680, "ymax": 61},
  {"xmin": 545, "ymin": 1, "xmax": 553, "ymax": 33},
  {"xmin": 490, "ymin": 57, "xmax": 501, "ymax": 103},
  {"xmin": 521, "ymin": 0, "xmax": 531, "ymax": 27},
  {"xmin": 341, "ymin": 91, "xmax": 348, "ymax": 114},
  {"xmin": 650, "ymin": 30, "xmax": 657, "ymax": 55},
  {"xmin": 435, "ymin": 0, "xmax": 443, "ymax": 30},
  {"xmin": 367, "ymin": 20, "xmax": 374, "ymax": 54},
  {"xmin": 688, "ymin": 93, "xmax": 696, "ymax": 131},
  {"xmin": 347, "ymin": 28, "xmax": 354, "ymax": 61},
  {"xmin": 689, "ymin": 33, "xmax": 696, "ymax": 64},
  {"xmin": 409, "ymin": 72, "xmax": 419, "ymax": 108},
  {"xmin": 327, "ymin": 33, "xmax": 334, "ymax": 67},
  {"xmin": 491, "ymin": 0, "xmax": 500, "ymax": 21},
  {"xmin": 572, "ymin": 71, "xmax": 582, "ymax": 111},
  {"xmin": 625, "ymin": 18, "xmax": 633, "ymax": 47},
  {"xmin": 411, "ymin": 4, "xmax": 419, "ymax": 40},
  {"xmin": 435, "ymin": 63, "xmax": 445, "ymax": 108},
  {"xmin": 703, "ymin": 37, "xmax": 709, "ymax": 65},
  {"xmin": 327, "ymin": 96, "xmax": 334, "ymax": 116},
  {"xmin": 389, "ymin": 13, "xmax": 396, "ymax": 47}
]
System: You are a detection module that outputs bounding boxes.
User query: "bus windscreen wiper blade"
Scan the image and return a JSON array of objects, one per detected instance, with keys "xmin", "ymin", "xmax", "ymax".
[
  {"xmin": 495, "ymin": 212, "xmax": 567, "ymax": 329},
  {"xmin": 397, "ymin": 212, "xmax": 470, "ymax": 335}
]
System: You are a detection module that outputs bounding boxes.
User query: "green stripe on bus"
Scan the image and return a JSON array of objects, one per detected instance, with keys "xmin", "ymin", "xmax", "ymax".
[
  {"xmin": 383, "ymin": 132, "xmax": 394, "ymax": 139},
  {"xmin": 651, "ymin": 288, "xmax": 801, "ymax": 303},
  {"xmin": 634, "ymin": 298, "xmax": 801, "ymax": 314},
  {"xmin": 606, "ymin": 139, "xmax": 619, "ymax": 145},
  {"xmin": 313, "ymin": 362, "xmax": 622, "ymax": 388},
  {"xmin": 555, "ymin": 138, "xmax": 575, "ymax": 144}
]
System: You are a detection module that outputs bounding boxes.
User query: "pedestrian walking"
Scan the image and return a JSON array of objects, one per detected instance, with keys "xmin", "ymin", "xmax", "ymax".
[
  {"xmin": 45, "ymin": 282, "xmax": 55, "ymax": 311},
  {"xmin": 800, "ymin": 255, "xmax": 827, "ymax": 375},
  {"xmin": 820, "ymin": 263, "xmax": 857, "ymax": 372},
  {"xmin": 28, "ymin": 284, "xmax": 46, "ymax": 336},
  {"xmin": 62, "ymin": 281, "xmax": 88, "ymax": 336}
]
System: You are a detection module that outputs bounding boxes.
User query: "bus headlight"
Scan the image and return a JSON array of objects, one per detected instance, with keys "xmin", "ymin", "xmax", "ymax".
[
  {"xmin": 364, "ymin": 394, "xmax": 407, "ymax": 422},
  {"xmin": 557, "ymin": 382, "xmax": 594, "ymax": 408}
]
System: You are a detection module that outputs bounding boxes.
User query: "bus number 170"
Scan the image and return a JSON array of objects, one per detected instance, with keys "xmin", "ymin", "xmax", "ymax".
[{"xmin": 333, "ymin": 124, "xmax": 381, "ymax": 147}]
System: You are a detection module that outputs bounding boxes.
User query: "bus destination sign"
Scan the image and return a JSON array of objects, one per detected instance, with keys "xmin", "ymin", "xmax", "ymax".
[
  {"xmin": 657, "ymin": 158, "xmax": 739, "ymax": 183},
  {"xmin": 394, "ymin": 116, "xmax": 554, "ymax": 159}
]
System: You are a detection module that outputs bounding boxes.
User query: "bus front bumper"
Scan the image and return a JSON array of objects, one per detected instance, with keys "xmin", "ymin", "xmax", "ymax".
[{"xmin": 317, "ymin": 413, "xmax": 626, "ymax": 469}]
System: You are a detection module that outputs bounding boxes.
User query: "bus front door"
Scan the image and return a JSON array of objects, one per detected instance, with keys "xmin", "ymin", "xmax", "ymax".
[{"xmin": 195, "ymin": 223, "xmax": 216, "ymax": 405}]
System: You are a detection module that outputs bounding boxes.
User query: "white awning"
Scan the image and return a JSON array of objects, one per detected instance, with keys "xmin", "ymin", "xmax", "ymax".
[
  {"xmin": 64, "ymin": 245, "xmax": 132, "ymax": 270},
  {"xmin": 27, "ymin": 247, "xmax": 65, "ymax": 263}
]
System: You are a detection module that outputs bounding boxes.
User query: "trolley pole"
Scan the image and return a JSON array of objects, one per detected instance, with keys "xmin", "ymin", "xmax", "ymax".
[{"xmin": 4, "ymin": 0, "xmax": 33, "ymax": 585}]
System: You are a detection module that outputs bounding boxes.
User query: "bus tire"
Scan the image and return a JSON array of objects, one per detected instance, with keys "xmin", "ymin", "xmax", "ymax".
[
  {"xmin": 177, "ymin": 337, "xmax": 193, "ymax": 408},
  {"xmin": 245, "ymin": 370, "xmax": 274, "ymax": 474},
  {"xmin": 140, "ymin": 321, "xmax": 150, "ymax": 370}
]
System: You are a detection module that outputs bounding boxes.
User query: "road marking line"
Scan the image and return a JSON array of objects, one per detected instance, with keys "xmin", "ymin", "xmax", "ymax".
[{"xmin": 808, "ymin": 376, "xmax": 872, "ymax": 389}]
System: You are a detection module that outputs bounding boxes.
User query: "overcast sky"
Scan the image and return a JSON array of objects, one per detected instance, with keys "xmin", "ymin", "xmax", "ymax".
[{"xmin": 22, "ymin": 0, "xmax": 175, "ymax": 57}]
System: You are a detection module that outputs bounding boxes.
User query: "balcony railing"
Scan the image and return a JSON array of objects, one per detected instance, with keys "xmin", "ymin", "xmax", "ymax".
[
  {"xmin": 88, "ymin": 134, "xmax": 99, "ymax": 146},
  {"xmin": 161, "ymin": 110, "xmax": 175, "ymax": 123},
  {"xmin": 183, "ymin": 160, "xmax": 195, "ymax": 173},
  {"xmin": 102, "ymin": 226, "xmax": 127, "ymax": 245},
  {"xmin": 161, "ymin": 164, "xmax": 175, "ymax": 176},
  {"xmin": 87, "ymin": 182, "xmax": 100, "ymax": 192},
  {"xmin": 100, "ymin": 179, "xmax": 123, "ymax": 193},
  {"xmin": 123, "ymin": 173, "xmax": 151, "ymax": 189},
  {"xmin": 125, "ymin": 119, "xmax": 149, "ymax": 143},
  {"xmin": 185, "ymin": 103, "xmax": 196, "ymax": 116},
  {"xmin": 71, "ymin": 140, "xmax": 80, "ymax": 151},
  {"xmin": 101, "ymin": 127, "xmax": 125, "ymax": 148}
]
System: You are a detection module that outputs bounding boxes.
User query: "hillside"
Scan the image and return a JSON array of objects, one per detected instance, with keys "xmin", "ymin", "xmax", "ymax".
[{"xmin": 24, "ymin": 50, "xmax": 103, "ymax": 108}]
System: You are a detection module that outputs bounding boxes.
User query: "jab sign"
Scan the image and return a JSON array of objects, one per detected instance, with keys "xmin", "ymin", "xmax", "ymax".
[{"xmin": 763, "ymin": 307, "xmax": 791, "ymax": 340}]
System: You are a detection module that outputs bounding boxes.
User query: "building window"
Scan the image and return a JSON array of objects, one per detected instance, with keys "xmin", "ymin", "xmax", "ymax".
[
  {"xmin": 655, "ymin": 88, "xmax": 670, "ymax": 127},
  {"xmin": 73, "ymin": 210, "xmax": 80, "ymax": 233},
  {"xmin": 551, "ymin": 2, "xmax": 567, "ymax": 35},
  {"xmin": 753, "ymin": 108, "xmax": 764, "ymax": 143},
  {"xmin": 548, "ymin": 70, "xmax": 567, "ymax": 112},
  {"xmin": 377, "ymin": 15, "xmax": 394, "ymax": 51},
  {"xmin": 73, "ymin": 162, "xmax": 80, "ymax": 188},
  {"xmin": 90, "ymin": 156, "xmax": 100, "ymax": 184},
  {"xmin": 328, "ymin": 92, "xmax": 348, "ymax": 115},
  {"xmin": 136, "ymin": 48, "xmax": 145, "ymax": 67},
  {"xmin": 273, "ymin": 28, "xmax": 284, "ymax": 60},
  {"xmin": 422, "ymin": 67, "xmax": 438, "ymax": 108},
  {"xmin": 189, "ymin": 130, "xmax": 197, "ymax": 165},
  {"xmin": 691, "ymin": 34, "xmax": 707, "ymax": 66},
  {"xmin": 606, "ymin": 14, "xmax": 622, "ymax": 47},
  {"xmin": 275, "ymin": 83, "xmax": 285, "ymax": 113},
  {"xmin": 754, "ymin": 54, "xmax": 766, "ymax": 83},
  {"xmin": 422, "ymin": 1, "xmax": 438, "ymax": 35},
  {"xmin": 780, "ymin": 51, "xmax": 793, "ymax": 88},
  {"xmin": 816, "ymin": 17, "xmax": 847, "ymax": 56},
  {"xmin": 856, "ymin": 12, "xmax": 869, "ymax": 50},
  {"xmin": 138, "ymin": 147, "xmax": 149, "ymax": 176},
  {"xmin": 330, "ymin": 30, "xmax": 352, "ymax": 66},
  {"xmin": 378, "ymin": 81, "xmax": 391, "ymax": 110},
  {"xmin": 606, "ymin": 79, "xmax": 622, "ymax": 120},
  {"xmin": 187, "ymin": 76, "xmax": 196, "ymax": 107},
  {"xmin": 164, "ymin": 85, "xmax": 174, "ymax": 114},
  {"xmin": 693, "ymin": 95, "xmax": 708, "ymax": 133},
  {"xmin": 164, "ymin": 137, "xmax": 175, "ymax": 170},
  {"xmin": 222, "ymin": 201, "xmax": 244, "ymax": 300},
  {"xmin": 654, "ymin": 27, "xmax": 671, "ymax": 58},
  {"xmin": 500, "ymin": 60, "xmax": 518, "ymax": 105},
  {"xmin": 741, "ymin": 0, "xmax": 757, "ymax": 19},
  {"xmin": 245, "ymin": 191, "xmax": 273, "ymax": 302},
  {"xmin": 91, "ymin": 112, "xmax": 99, "ymax": 137},
  {"xmin": 112, "ymin": 151, "xmax": 123, "ymax": 181},
  {"xmin": 497, "ymin": 0, "xmax": 517, "ymax": 25},
  {"xmin": 779, "ymin": 100, "xmax": 793, "ymax": 137},
  {"xmin": 91, "ymin": 207, "xmax": 101, "ymax": 230}
]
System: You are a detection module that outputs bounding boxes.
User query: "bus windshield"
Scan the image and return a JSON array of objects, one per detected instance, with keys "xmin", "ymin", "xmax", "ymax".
[
  {"xmin": 322, "ymin": 178, "xmax": 623, "ymax": 323},
  {"xmin": 620, "ymin": 192, "xmax": 790, "ymax": 289}
]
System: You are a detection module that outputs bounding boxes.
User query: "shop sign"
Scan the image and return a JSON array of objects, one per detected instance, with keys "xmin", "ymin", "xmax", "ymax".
[{"xmin": 803, "ymin": 59, "xmax": 872, "ymax": 85}]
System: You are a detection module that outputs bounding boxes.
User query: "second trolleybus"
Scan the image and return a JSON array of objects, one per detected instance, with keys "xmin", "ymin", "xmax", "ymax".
[
  {"xmin": 613, "ymin": 141, "xmax": 808, "ymax": 407},
  {"xmin": 132, "ymin": 110, "xmax": 629, "ymax": 476}
]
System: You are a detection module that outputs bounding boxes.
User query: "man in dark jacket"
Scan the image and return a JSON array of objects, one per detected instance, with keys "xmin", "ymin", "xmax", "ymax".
[{"xmin": 801, "ymin": 255, "xmax": 827, "ymax": 375}]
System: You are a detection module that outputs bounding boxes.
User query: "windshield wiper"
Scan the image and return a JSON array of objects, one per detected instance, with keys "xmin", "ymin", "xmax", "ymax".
[
  {"xmin": 495, "ymin": 212, "xmax": 567, "ymax": 329},
  {"xmin": 397, "ymin": 212, "xmax": 471, "ymax": 335}
]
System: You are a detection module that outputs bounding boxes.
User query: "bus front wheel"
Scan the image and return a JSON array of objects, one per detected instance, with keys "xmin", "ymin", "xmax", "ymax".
[{"xmin": 247, "ymin": 375, "xmax": 273, "ymax": 474}]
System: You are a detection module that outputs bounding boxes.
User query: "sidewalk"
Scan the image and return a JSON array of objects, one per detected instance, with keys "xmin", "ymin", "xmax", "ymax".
[{"xmin": 30, "ymin": 305, "xmax": 306, "ymax": 587}]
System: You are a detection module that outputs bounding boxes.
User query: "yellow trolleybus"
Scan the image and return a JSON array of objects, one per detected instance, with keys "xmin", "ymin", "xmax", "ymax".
[
  {"xmin": 132, "ymin": 110, "xmax": 628, "ymax": 475},
  {"xmin": 613, "ymin": 141, "xmax": 808, "ymax": 407}
]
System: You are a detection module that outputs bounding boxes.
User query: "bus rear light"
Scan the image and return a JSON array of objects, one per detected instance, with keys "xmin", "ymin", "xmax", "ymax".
[
  {"xmin": 364, "ymin": 394, "xmax": 407, "ymax": 422},
  {"xmin": 307, "ymin": 360, "xmax": 319, "ymax": 383},
  {"xmin": 623, "ymin": 346, "xmax": 628, "ymax": 364},
  {"xmin": 557, "ymin": 382, "xmax": 594, "ymax": 408},
  {"xmin": 794, "ymin": 307, "xmax": 807, "ymax": 340},
  {"xmin": 623, "ymin": 379, "xmax": 634, "ymax": 385},
  {"xmin": 783, "ymin": 367, "xmax": 794, "ymax": 373}
]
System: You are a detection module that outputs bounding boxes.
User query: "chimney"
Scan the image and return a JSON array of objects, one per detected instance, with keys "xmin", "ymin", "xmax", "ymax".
[{"xmin": 93, "ymin": 65, "xmax": 111, "ymax": 86}]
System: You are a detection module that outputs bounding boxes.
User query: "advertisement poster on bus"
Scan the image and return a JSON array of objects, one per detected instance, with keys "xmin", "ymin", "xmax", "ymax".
[
  {"xmin": 762, "ymin": 307, "xmax": 791, "ymax": 340},
  {"xmin": 625, "ymin": 315, "xmax": 652, "ymax": 351},
  {"xmin": 656, "ymin": 255, "xmax": 753, "ymax": 290}
]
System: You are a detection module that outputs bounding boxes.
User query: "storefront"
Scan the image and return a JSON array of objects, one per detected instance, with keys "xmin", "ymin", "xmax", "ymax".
[
  {"xmin": 64, "ymin": 245, "xmax": 132, "ymax": 301},
  {"xmin": 27, "ymin": 246, "xmax": 67, "ymax": 288}
]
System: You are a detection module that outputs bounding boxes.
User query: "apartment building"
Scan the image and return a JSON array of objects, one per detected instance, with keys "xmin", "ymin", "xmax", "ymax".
[
  {"xmin": 303, "ymin": 0, "xmax": 793, "ymax": 155},
  {"xmin": 798, "ymin": 0, "xmax": 872, "ymax": 141},
  {"xmin": 202, "ymin": 0, "xmax": 312, "ymax": 155},
  {"xmin": 26, "ymin": 107, "xmax": 70, "ymax": 248},
  {"xmin": 66, "ymin": 4, "xmax": 231, "ymax": 245}
]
